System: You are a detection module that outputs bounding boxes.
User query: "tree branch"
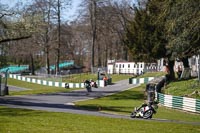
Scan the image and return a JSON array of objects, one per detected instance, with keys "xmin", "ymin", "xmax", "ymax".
[
  {"xmin": 0, "ymin": 12, "xmax": 14, "ymax": 19},
  {"xmin": 0, "ymin": 35, "xmax": 32, "ymax": 43}
]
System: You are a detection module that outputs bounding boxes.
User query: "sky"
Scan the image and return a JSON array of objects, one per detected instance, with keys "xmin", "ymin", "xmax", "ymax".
[
  {"xmin": 1, "ymin": 0, "xmax": 136, "ymax": 22},
  {"xmin": 0, "ymin": 0, "xmax": 82, "ymax": 21}
]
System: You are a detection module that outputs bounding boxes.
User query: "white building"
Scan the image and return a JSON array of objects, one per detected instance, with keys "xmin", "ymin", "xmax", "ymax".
[
  {"xmin": 107, "ymin": 60, "xmax": 158, "ymax": 75},
  {"xmin": 188, "ymin": 55, "xmax": 200, "ymax": 77},
  {"xmin": 107, "ymin": 55, "xmax": 200, "ymax": 77}
]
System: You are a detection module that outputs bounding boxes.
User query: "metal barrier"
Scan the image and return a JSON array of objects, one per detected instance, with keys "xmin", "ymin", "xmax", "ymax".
[
  {"xmin": 138, "ymin": 76, "xmax": 200, "ymax": 114},
  {"xmin": 157, "ymin": 93, "xmax": 200, "ymax": 113},
  {"xmin": 9, "ymin": 74, "xmax": 112, "ymax": 88},
  {"xmin": 129, "ymin": 77, "xmax": 155, "ymax": 84},
  {"xmin": 9, "ymin": 74, "xmax": 85, "ymax": 88}
]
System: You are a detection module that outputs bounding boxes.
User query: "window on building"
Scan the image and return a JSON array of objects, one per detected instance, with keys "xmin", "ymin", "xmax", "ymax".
[
  {"xmin": 119, "ymin": 64, "xmax": 121, "ymax": 68},
  {"xmin": 116, "ymin": 64, "xmax": 118, "ymax": 68},
  {"xmin": 141, "ymin": 64, "xmax": 143, "ymax": 68},
  {"xmin": 128, "ymin": 64, "xmax": 130, "ymax": 68},
  {"xmin": 123, "ymin": 64, "xmax": 124, "ymax": 68},
  {"xmin": 134, "ymin": 64, "xmax": 136, "ymax": 68}
]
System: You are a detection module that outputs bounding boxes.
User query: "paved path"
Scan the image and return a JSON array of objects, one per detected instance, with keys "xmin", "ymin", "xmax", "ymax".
[
  {"xmin": 1, "ymin": 80, "xmax": 200, "ymax": 125},
  {"xmin": 5, "ymin": 80, "xmax": 137, "ymax": 104},
  {"xmin": 0, "ymin": 80, "xmax": 137, "ymax": 116}
]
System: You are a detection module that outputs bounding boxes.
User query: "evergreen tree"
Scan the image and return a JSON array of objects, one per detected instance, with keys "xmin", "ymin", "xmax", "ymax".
[{"xmin": 125, "ymin": 0, "xmax": 200, "ymax": 80}]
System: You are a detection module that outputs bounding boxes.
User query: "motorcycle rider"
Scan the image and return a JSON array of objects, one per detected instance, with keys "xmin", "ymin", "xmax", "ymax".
[{"xmin": 84, "ymin": 80, "xmax": 92, "ymax": 92}]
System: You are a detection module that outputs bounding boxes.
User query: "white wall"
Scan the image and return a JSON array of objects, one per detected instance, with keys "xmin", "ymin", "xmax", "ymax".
[
  {"xmin": 107, "ymin": 64, "xmax": 114, "ymax": 74},
  {"xmin": 114, "ymin": 62, "xmax": 145, "ymax": 75}
]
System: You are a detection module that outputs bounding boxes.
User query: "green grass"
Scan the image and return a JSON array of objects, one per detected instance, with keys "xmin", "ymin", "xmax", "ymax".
[
  {"xmin": 7, "ymin": 73, "xmax": 132, "ymax": 95},
  {"xmin": 165, "ymin": 78, "xmax": 200, "ymax": 99},
  {"xmin": 20, "ymin": 72, "xmax": 161, "ymax": 84},
  {"xmin": 7, "ymin": 78, "xmax": 77, "ymax": 95},
  {"xmin": 2, "ymin": 72, "xmax": 200, "ymax": 132},
  {"xmin": 51, "ymin": 73, "xmax": 132, "ymax": 83},
  {"xmin": 62, "ymin": 73, "xmax": 98, "ymax": 83},
  {"xmin": 25, "ymin": 76, "xmax": 63, "ymax": 82},
  {"xmin": 75, "ymin": 84, "xmax": 200, "ymax": 123},
  {"xmin": 109, "ymin": 74, "xmax": 132, "ymax": 83},
  {"xmin": 0, "ymin": 106, "xmax": 199, "ymax": 133},
  {"xmin": 139, "ymin": 71, "xmax": 166, "ymax": 78},
  {"xmin": 12, "ymin": 72, "xmax": 164, "ymax": 85}
]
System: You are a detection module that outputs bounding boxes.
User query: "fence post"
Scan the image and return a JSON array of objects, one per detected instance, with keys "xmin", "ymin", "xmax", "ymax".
[{"xmin": 0, "ymin": 75, "xmax": 1, "ymax": 96}]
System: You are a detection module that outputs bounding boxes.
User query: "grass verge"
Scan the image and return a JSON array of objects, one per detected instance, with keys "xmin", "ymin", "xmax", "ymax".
[
  {"xmin": 138, "ymin": 71, "xmax": 166, "ymax": 78},
  {"xmin": 7, "ymin": 74, "xmax": 132, "ymax": 95},
  {"xmin": 61, "ymin": 72, "xmax": 164, "ymax": 83},
  {"xmin": 165, "ymin": 78, "xmax": 200, "ymax": 99},
  {"xmin": 7, "ymin": 78, "xmax": 77, "ymax": 95},
  {"xmin": 56, "ymin": 73, "xmax": 133, "ymax": 83},
  {"xmin": 75, "ymin": 84, "xmax": 200, "ymax": 123},
  {"xmin": 0, "ymin": 106, "xmax": 199, "ymax": 133}
]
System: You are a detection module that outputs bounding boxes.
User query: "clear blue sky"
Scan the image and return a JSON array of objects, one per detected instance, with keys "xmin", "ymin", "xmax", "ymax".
[{"xmin": 0, "ymin": 0, "xmax": 81, "ymax": 21}]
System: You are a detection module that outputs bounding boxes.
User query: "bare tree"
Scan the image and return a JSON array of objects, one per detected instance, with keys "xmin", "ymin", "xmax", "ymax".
[
  {"xmin": 25, "ymin": 0, "xmax": 57, "ymax": 74},
  {"xmin": 77, "ymin": 0, "xmax": 133, "ymax": 70},
  {"xmin": 90, "ymin": 0, "xmax": 97, "ymax": 72},
  {"xmin": 55, "ymin": 0, "xmax": 61, "ymax": 75},
  {"xmin": 47, "ymin": 0, "xmax": 71, "ymax": 75}
]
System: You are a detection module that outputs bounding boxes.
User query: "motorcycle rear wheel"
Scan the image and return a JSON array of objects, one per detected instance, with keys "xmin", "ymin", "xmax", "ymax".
[{"xmin": 143, "ymin": 109, "xmax": 153, "ymax": 119}]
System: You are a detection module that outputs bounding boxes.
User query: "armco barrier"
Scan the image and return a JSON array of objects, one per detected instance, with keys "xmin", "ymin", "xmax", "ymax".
[
  {"xmin": 9, "ymin": 74, "xmax": 108, "ymax": 88},
  {"xmin": 129, "ymin": 77, "xmax": 155, "ymax": 84},
  {"xmin": 130, "ymin": 76, "xmax": 200, "ymax": 114},
  {"xmin": 157, "ymin": 93, "xmax": 200, "ymax": 113},
  {"xmin": 9, "ymin": 74, "xmax": 85, "ymax": 88}
]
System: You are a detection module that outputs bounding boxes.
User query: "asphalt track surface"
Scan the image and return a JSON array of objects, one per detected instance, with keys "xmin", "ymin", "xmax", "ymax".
[{"xmin": 0, "ymin": 80, "xmax": 200, "ymax": 125}]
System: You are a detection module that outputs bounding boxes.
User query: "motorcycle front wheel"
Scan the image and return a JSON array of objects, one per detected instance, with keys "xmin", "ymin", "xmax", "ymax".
[
  {"xmin": 130, "ymin": 112, "xmax": 137, "ymax": 118},
  {"xmin": 143, "ymin": 109, "xmax": 153, "ymax": 119}
]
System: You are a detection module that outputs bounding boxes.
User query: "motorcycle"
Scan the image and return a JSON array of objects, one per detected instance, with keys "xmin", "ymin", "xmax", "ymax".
[
  {"xmin": 130, "ymin": 101, "xmax": 158, "ymax": 119},
  {"xmin": 84, "ymin": 80, "xmax": 92, "ymax": 92},
  {"xmin": 90, "ymin": 80, "xmax": 98, "ymax": 88}
]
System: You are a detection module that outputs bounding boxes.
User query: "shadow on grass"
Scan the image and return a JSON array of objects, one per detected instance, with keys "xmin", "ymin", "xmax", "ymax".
[
  {"xmin": 0, "ymin": 107, "xmax": 46, "ymax": 117},
  {"xmin": 0, "ymin": 96, "xmax": 96, "ymax": 116},
  {"xmin": 75, "ymin": 89, "xmax": 145, "ymax": 113},
  {"xmin": 76, "ymin": 104, "xmax": 133, "ymax": 114}
]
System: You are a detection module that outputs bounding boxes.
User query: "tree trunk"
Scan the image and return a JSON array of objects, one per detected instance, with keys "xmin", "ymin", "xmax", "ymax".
[
  {"xmin": 168, "ymin": 59, "xmax": 175, "ymax": 81},
  {"xmin": 105, "ymin": 43, "xmax": 108, "ymax": 67},
  {"xmin": 181, "ymin": 57, "xmax": 189, "ymax": 68},
  {"xmin": 30, "ymin": 54, "xmax": 35, "ymax": 75},
  {"xmin": 90, "ymin": 0, "xmax": 97, "ymax": 73},
  {"xmin": 45, "ymin": 1, "xmax": 51, "ymax": 75},
  {"xmin": 123, "ymin": 46, "xmax": 128, "ymax": 61},
  {"xmin": 46, "ymin": 48, "xmax": 50, "ymax": 74},
  {"xmin": 56, "ymin": 0, "xmax": 61, "ymax": 75},
  {"xmin": 97, "ymin": 41, "xmax": 101, "ymax": 67}
]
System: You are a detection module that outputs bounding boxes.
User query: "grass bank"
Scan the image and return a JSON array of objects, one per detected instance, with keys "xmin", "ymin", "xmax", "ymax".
[
  {"xmin": 75, "ymin": 85, "xmax": 200, "ymax": 123},
  {"xmin": 165, "ymin": 78, "xmax": 200, "ymax": 99}
]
